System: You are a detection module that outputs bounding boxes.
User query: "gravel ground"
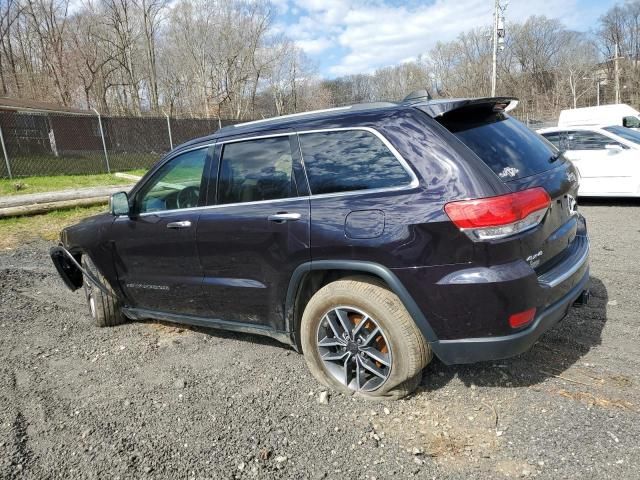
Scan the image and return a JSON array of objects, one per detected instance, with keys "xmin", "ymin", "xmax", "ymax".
[{"xmin": 1, "ymin": 201, "xmax": 639, "ymax": 480}]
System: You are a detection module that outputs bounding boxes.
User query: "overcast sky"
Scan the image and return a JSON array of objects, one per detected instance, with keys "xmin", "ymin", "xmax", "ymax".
[{"xmin": 271, "ymin": 0, "xmax": 618, "ymax": 78}]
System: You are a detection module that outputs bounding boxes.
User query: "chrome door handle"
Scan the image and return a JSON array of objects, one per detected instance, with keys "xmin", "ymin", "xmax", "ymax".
[
  {"xmin": 268, "ymin": 213, "xmax": 301, "ymax": 223},
  {"xmin": 166, "ymin": 220, "xmax": 192, "ymax": 229}
]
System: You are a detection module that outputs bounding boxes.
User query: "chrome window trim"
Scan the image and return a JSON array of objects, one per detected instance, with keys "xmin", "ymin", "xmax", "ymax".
[
  {"xmin": 135, "ymin": 195, "xmax": 309, "ymax": 218},
  {"xmin": 131, "ymin": 126, "xmax": 419, "ymax": 218},
  {"xmin": 218, "ymin": 131, "xmax": 293, "ymax": 144},
  {"xmin": 170, "ymin": 142, "xmax": 218, "ymax": 156}
]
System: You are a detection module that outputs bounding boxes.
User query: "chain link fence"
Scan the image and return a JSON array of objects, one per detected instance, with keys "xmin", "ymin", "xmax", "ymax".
[
  {"xmin": 511, "ymin": 114, "xmax": 558, "ymax": 131},
  {"xmin": 0, "ymin": 111, "xmax": 241, "ymax": 178},
  {"xmin": 0, "ymin": 106, "xmax": 561, "ymax": 180},
  {"xmin": 509, "ymin": 108, "xmax": 558, "ymax": 131}
]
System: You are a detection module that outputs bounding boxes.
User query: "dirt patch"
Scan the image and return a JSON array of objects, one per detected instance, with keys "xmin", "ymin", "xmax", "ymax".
[{"xmin": 0, "ymin": 202, "xmax": 639, "ymax": 479}]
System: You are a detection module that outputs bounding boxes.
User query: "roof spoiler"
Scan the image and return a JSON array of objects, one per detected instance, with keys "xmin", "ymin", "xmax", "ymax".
[{"xmin": 418, "ymin": 97, "xmax": 519, "ymax": 118}]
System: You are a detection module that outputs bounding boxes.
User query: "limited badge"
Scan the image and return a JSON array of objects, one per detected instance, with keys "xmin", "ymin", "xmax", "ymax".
[{"xmin": 526, "ymin": 250, "xmax": 543, "ymax": 268}]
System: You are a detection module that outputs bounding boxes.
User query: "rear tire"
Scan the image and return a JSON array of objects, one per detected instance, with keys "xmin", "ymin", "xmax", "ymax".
[
  {"xmin": 300, "ymin": 276, "xmax": 432, "ymax": 400},
  {"xmin": 81, "ymin": 256, "xmax": 125, "ymax": 327}
]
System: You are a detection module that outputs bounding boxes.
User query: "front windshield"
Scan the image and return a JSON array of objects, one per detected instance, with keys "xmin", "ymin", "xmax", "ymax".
[{"xmin": 603, "ymin": 125, "xmax": 640, "ymax": 145}]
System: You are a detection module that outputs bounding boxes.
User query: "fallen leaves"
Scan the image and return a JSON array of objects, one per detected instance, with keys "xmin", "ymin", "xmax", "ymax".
[{"xmin": 555, "ymin": 389, "xmax": 636, "ymax": 411}]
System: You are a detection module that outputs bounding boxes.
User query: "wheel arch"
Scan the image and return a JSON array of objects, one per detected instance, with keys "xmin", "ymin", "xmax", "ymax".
[{"xmin": 285, "ymin": 260, "xmax": 439, "ymax": 352}]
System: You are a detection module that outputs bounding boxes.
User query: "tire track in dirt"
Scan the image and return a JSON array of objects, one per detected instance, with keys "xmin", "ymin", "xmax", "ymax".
[{"xmin": 1, "ymin": 370, "xmax": 34, "ymax": 478}]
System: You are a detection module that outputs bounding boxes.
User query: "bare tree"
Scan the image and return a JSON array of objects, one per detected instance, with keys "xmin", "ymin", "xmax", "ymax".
[
  {"xmin": 598, "ymin": 1, "xmax": 640, "ymax": 106},
  {"xmin": 99, "ymin": 0, "xmax": 144, "ymax": 114},
  {"xmin": 0, "ymin": 0, "xmax": 22, "ymax": 95},
  {"xmin": 134, "ymin": 0, "xmax": 167, "ymax": 112},
  {"xmin": 23, "ymin": 0, "xmax": 72, "ymax": 105},
  {"xmin": 2, "ymin": 0, "xmax": 635, "ymax": 124},
  {"xmin": 561, "ymin": 33, "xmax": 599, "ymax": 108}
]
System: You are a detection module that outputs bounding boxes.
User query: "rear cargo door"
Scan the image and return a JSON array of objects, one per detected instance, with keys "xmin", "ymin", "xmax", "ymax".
[
  {"xmin": 504, "ymin": 162, "xmax": 581, "ymax": 271},
  {"xmin": 430, "ymin": 103, "xmax": 580, "ymax": 271}
]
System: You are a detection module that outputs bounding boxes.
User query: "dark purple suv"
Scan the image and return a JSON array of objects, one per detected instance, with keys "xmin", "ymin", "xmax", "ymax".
[{"xmin": 51, "ymin": 95, "xmax": 590, "ymax": 399}]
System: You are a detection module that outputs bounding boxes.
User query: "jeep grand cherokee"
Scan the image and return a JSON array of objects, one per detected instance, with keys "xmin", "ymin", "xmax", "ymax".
[{"xmin": 51, "ymin": 94, "xmax": 590, "ymax": 399}]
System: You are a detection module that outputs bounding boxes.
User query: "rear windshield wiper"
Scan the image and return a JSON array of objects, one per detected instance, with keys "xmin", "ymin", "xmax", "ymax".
[{"xmin": 549, "ymin": 150, "xmax": 565, "ymax": 163}]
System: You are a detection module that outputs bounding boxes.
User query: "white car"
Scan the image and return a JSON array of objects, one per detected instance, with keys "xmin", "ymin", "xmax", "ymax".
[{"xmin": 537, "ymin": 125, "xmax": 640, "ymax": 197}]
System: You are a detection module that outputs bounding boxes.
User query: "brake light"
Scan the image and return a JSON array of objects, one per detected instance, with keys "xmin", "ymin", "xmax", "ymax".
[
  {"xmin": 444, "ymin": 187, "xmax": 551, "ymax": 240},
  {"xmin": 508, "ymin": 308, "xmax": 536, "ymax": 329}
]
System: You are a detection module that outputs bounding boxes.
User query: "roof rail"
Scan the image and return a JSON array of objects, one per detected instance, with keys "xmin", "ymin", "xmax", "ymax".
[
  {"xmin": 227, "ymin": 101, "xmax": 398, "ymax": 130},
  {"xmin": 232, "ymin": 106, "xmax": 353, "ymax": 128}
]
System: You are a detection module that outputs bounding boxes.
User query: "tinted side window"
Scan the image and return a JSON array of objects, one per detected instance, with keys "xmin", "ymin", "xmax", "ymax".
[
  {"xmin": 137, "ymin": 148, "xmax": 208, "ymax": 213},
  {"xmin": 567, "ymin": 131, "xmax": 620, "ymax": 150},
  {"xmin": 218, "ymin": 136, "xmax": 295, "ymax": 204},
  {"xmin": 299, "ymin": 130, "xmax": 412, "ymax": 195}
]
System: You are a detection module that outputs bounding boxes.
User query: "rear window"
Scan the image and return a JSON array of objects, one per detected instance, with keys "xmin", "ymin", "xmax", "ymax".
[{"xmin": 435, "ymin": 110, "xmax": 558, "ymax": 181}]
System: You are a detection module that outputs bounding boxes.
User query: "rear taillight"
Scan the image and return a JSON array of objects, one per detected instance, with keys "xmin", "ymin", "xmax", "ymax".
[
  {"xmin": 444, "ymin": 187, "xmax": 551, "ymax": 241},
  {"xmin": 508, "ymin": 308, "xmax": 536, "ymax": 329}
]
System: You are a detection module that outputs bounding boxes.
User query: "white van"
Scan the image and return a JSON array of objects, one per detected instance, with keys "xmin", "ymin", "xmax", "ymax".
[{"xmin": 558, "ymin": 104, "xmax": 640, "ymax": 129}]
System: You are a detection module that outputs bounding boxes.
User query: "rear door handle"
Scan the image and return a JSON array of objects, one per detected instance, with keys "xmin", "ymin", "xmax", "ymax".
[
  {"xmin": 166, "ymin": 220, "xmax": 192, "ymax": 229},
  {"xmin": 268, "ymin": 213, "xmax": 301, "ymax": 223}
]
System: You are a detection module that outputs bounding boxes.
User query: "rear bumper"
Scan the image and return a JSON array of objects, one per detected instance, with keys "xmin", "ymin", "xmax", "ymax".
[{"xmin": 431, "ymin": 267, "xmax": 589, "ymax": 364}]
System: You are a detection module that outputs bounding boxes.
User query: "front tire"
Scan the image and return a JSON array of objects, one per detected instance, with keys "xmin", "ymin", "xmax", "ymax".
[
  {"xmin": 300, "ymin": 277, "xmax": 432, "ymax": 400},
  {"xmin": 81, "ymin": 256, "xmax": 125, "ymax": 327}
]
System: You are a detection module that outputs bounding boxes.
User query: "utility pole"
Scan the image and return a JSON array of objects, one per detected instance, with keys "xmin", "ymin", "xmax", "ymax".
[
  {"xmin": 491, "ymin": 0, "xmax": 498, "ymax": 97},
  {"xmin": 585, "ymin": 75, "xmax": 603, "ymax": 106},
  {"xmin": 491, "ymin": 0, "xmax": 508, "ymax": 97},
  {"xmin": 614, "ymin": 43, "xmax": 621, "ymax": 104}
]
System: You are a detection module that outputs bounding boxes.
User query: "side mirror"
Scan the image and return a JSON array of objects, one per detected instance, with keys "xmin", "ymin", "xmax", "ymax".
[
  {"xmin": 605, "ymin": 144, "xmax": 623, "ymax": 154},
  {"xmin": 623, "ymin": 116, "xmax": 640, "ymax": 128},
  {"xmin": 109, "ymin": 191, "xmax": 130, "ymax": 216}
]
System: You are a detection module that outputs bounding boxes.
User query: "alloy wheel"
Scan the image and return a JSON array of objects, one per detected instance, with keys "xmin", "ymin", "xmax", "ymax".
[{"xmin": 316, "ymin": 306, "xmax": 392, "ymax": 392}]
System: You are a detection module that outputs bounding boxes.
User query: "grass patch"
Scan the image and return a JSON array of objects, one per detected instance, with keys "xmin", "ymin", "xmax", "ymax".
[
  {"xmin": 0, "ymin": 171, "xmax": 146, "ymax": 196},
  {"xmin": 125, "ymin": 168, "xmax": 148, "ymax": 177},
  {"xmin": 0, "ymin": 204, "xmax": 107, "ymax": 249},
  {"xmin": 1, "ymin": 152, "xmax": 160, "ymax": 178}
]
